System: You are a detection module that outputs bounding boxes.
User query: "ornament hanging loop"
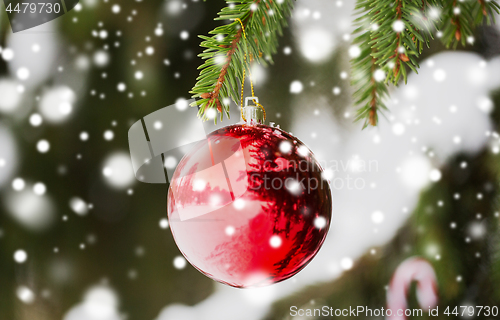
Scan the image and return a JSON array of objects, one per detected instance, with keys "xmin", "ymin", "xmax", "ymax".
[
  {"xmin": 245, "ymin": 96, "xmax": 259, "ymax": 106},
  {"xmin": 235, "ymin": 18, "xmax": 266, "ymax": 125}
]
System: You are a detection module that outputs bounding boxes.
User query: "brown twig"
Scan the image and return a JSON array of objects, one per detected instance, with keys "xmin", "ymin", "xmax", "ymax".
[
  {"xmin": 205, "ymin": 28, "xmax": 244, "ymax": 110},
  {"xmin": 369, "ymin": 57, "xmax": 378, "ymax": 126},
  {"xmin": 203, "ymin": 0, "xmax": 262, "ymax": 113},
  {"xmin": 478, "ymin": 0, "xmax": 488, "ymax": 16},
  {"xmin": 393, "ymin": 0, "xmax": 404, "ymax": 78},
  {"xmin": 452, "ymin": 0, "xmax": 462, "ymax": 41}
]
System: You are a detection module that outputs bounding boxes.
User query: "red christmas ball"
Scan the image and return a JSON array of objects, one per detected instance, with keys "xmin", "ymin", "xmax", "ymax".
[{"xmin": 167, "ymin": 123, "xmax": 332, "ymax": 288}]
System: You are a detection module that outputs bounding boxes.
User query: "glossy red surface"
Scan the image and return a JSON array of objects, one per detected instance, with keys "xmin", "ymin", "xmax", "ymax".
[{"xmin": 167, "ymin": 124, "xmax": 332, "ymax": 288}]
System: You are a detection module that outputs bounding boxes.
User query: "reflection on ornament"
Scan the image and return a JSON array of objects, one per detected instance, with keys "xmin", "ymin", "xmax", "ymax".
[{"xmin": 168, "ymin": 122, "xmax": 332, "ymax": 288}]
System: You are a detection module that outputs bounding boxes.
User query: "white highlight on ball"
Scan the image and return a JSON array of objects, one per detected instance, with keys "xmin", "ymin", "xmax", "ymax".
[
  {"xmin": 285, "ymin": 178, "xmax": 303, "ymax": 195},
  {"xmin": 279, "ymin": 141, "xmax": 292, "ymax": 153},
  {"xmin": 193, "ymin": 179, "xmax": 207, "ymax": 191},
  {"xmin": 314, "ymin": 216, "xmax": 327, "ymax": 229},
  {"xmin": 269, "ymin": 235, "xmax": 282, "ymax": 248},
  {"xmin": 297, "ymin": 145, "xmax": 309, "ymax": 157},
  {"xmin": 225, "ymin": 226, "xmax": 235, "ymax": 236},
  {"xmin": 233, "ymin": 198, "xmax": 246, "ymax": 210}
]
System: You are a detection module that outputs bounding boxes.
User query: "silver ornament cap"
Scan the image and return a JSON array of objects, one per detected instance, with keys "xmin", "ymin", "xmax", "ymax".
[{"xmin": 243, "ymin": 96, "xmax": 265, "ymax": 125}]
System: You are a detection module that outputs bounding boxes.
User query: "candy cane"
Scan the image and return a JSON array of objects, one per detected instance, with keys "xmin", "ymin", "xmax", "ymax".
[{"xmin": 386, "ymin": 257, "xmax": 438, "ymax": 320}]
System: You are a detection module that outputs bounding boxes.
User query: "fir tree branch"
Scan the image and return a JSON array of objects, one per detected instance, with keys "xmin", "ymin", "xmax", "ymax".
[
  {"xmin": 351, "ymin": 5, "xmax": 390, "ymax": 128},
  {"xmin": 439, "ymin": 0, "xmax": 475, "ymax": 47},
  {"xmin": 351, "ymin": 0, "xmax": 436, "ymax": 127},
  {"xmin": 368, "ymin": 0, "xmax": 437, "ymax": 85},
  {"xmin": 351, "ymin": 0, "xmax": 499, "ymax": 128},
  {"xmin": 438, "ymin": 0, "xmax": 500, "ymax": 48},
  {"xmin": 190, "ymin": 0, "xmax": 294, "ymax": 122}
]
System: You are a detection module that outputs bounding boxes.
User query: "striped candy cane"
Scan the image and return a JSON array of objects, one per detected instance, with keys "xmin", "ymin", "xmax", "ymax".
[{"xmin": 386, "ymin": 257, "xmax": 439, "ymax": 320}]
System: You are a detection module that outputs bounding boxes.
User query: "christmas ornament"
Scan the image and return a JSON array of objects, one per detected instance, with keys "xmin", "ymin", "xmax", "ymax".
[
  {"xmin": 167, "ymin": 97, "xmax": 332, "ymax": 288},
  {"xmin": 387, "ymin": 257, "xmax": 438, "ymax": 319}
]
